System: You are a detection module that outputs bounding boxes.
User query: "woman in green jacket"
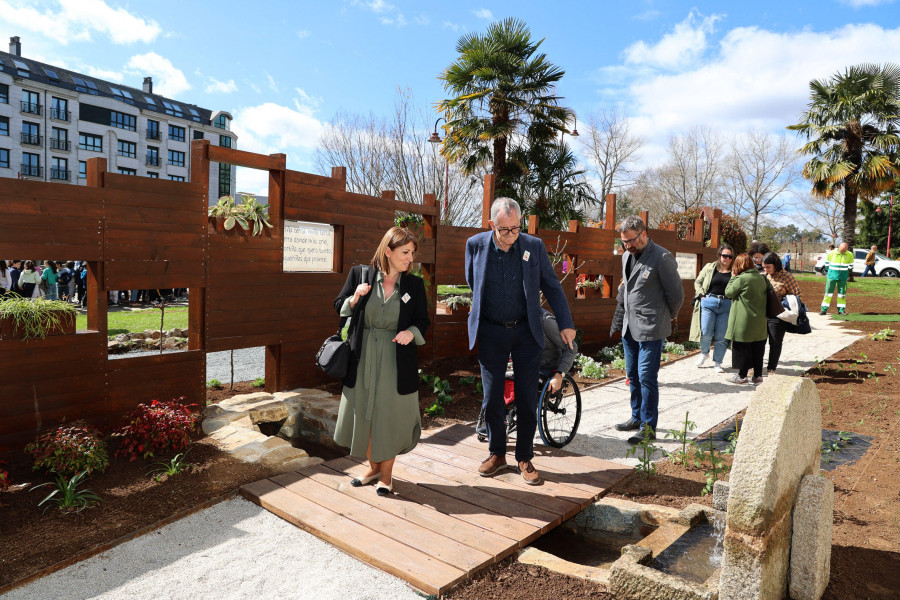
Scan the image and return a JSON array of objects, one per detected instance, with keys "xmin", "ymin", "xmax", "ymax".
[
  {"xmin": 689, "ymin": 244, "xmax": 734, "ymax": 373},
  {"xmin": 725, "ymin": 253, "xmax": 771, "ymax": 384}
]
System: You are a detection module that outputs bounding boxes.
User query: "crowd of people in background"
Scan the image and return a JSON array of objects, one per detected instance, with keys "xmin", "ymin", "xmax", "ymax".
[
  {"xmin": 690, "ymin": 240, "xmax": 805, "ymax": 385},
  {"xmin": 0, "ymin": 259, "xmax": 186, "ymax": 307}
]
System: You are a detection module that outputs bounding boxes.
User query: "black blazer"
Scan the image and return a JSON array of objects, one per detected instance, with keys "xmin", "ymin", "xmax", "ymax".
[{"xmin": 333, "ymin": 265, "xmax": 430, "ymax": 394}]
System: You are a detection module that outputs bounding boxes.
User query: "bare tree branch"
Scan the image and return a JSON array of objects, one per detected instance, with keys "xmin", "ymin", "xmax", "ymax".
[{"xmin": 579, "ymin": 108, "xmax": 644, "ymax": 220}]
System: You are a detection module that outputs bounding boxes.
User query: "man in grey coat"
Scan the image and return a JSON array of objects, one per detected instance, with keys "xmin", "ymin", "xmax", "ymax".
[{"xmin": 614, "ymin": 216, "xmax": 684, "ymax": 444}]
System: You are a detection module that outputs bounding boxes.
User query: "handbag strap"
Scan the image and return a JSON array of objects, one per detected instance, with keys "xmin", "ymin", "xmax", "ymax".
[{"xmin": 338, "ymin": 265, "xmax": 370, "ymax": 334}]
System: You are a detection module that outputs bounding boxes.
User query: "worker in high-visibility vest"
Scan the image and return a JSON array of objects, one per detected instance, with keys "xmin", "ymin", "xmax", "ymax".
[{"xmin": 821, "ymin": 242, "xmax": 854, "ymax": 315}]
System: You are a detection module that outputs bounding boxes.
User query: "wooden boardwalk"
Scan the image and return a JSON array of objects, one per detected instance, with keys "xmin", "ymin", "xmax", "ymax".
[{"xmin": 240, "ymin": 423, "xmax": 632, "ymax": 597}]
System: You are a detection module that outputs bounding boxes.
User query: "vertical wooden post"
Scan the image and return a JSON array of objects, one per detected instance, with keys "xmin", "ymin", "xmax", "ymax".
[
  {"xmin": 605, "ymin": 194, "xmax": 617, "ymax": 230},
  {"xmin": 481, "ymin": 174, "xmax": 495, "ymax": 227},
  {"xmin": 528, "ymin": 214, "xmax": 539, "ymax": 235},
  {"xmin": 189, "ymin": 140, "xmax": 209, "ymax": 353},
  {"xmin": 85, "ymin": 158, "xmax": 107, "ymax": 340},
  {"xmin": 639, "ymin": 210, "xmax": 649, "ymax": 228},
  {"xmin": 268, "ymin": 153, "xmax": 286, "ymax": 237},
  {"xmin": 382, "ymin": 190, "xmax": 396, "ymax": 200},
  {"xmin": 265, "ymin": 345, "xmax": 281, "ymax": 394},
  {"xmin": 422, "ymin": 193, "xmax": 438, "ymax": 362},
  {"xmin": 710, "ymin": 209, "xmax": 723, "ymax": 249},
  {"xmin": 332, "ymin": 166, "xmax": 347, "ymax": 191},
  {"xmin": 693, "ymin": 218, "xmax": 704, "ymax": 243}
]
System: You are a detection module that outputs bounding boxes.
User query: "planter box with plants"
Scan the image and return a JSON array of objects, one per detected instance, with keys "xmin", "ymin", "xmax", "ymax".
[
  {"xmin": 576, "ymin": 276, "xmax": 604, "ymax": 298},
  {"xmin": 0, "ymin": 297, "xmax": 77, "ymax": 341},
  {"xmin": 208, "ymin": 194, "xmax": 274, "ymax": 236},
  {"xmin": 436, "ymin": 294, "xmax": 472, "ymax": 315}
]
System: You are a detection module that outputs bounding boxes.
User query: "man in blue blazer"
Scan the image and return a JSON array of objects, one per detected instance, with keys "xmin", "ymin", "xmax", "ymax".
[{"xmin": 466, "ymin": 197, "xmax": 576, "ymax": 485}]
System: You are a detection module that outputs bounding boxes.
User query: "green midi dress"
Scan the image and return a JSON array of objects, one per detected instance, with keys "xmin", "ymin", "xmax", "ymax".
[{"xmin": 333, "ymin": 275, "xmax": 422, "ymax": 463}]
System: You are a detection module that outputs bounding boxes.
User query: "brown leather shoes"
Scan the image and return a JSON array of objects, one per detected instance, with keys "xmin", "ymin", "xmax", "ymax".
[
  {"xmin": 478, "ymin": 454, "xmax": 508, "ymax": 476},
  {"xmin": 518, "ymin": 460, "xmax": 541, "ymax": 485}
]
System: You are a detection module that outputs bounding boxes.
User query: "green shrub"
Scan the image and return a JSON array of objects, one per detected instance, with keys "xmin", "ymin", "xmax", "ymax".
[
  {"xmin": 665, "ymin": 342, "xmax": 686, "ymax": 355},
  {"xmin": 251, "ymin": 377, "xmax": 265, "ymax": 388},
  {"xmin": 115, "ymin": 398, "xmax": 200, "ymax": 461},
  {"xmin": 598, "ymin": 344, "xmax": 624, "ymax": 362},
  {"xmin": 33, "ymin": 471, "xmax": 100, "ymax": 513},
  {"xmin": 658, "ymin": 208, "xmax": 748, "ymax": 254},
  {"xmin": 25, "ymin": 423, "xmax": 109, "ymax": 476},
  {"xmin": 206, "ymin": 379, "xmax": 222, "ymax": 389},
  {"xmin": 578, "ymin": 355, "xmax": 608, "ymax": 379},
  {"xmin": 611, "ymin": 357, "xmax": 627, "ymax": 370}
]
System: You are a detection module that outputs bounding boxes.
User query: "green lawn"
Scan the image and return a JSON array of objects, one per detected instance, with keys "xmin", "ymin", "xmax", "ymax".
[
  {"xmin": 794, "ymin": 273, "xmax": 900, "ymax": 298},
  {"xmin": 833, "ymin": 314, "xmax": 900, "ymax": 322},
  {"xmin": 437, "ymin": 285, "xmax": 471, "ymax": 296},
  {"xmin": 76, "ymin": 307, "xmax": 189, "ymax": 337}
]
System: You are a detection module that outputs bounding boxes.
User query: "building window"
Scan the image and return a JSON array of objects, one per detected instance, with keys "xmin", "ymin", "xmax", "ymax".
[
  {"xmin": 22, "ymin": 152, "xmax": 41, "ymax": 177},
  {"xmin": 21, "ymin": 122, "xmax": 41, "ymax": 146},
  {"xmin": 168, "ymin": 124, "xmax": 186, "ymax": 142},
  {"xmin": 79, "ymin": 133, "xmax": 103, "ymax": 152},
  {"xmin": 79, "ymin": 161, "xmax": 86, "ymax": 179},
  {"xmin": 146, "ymin": 119, "xmax": 160, "ymax": 140},
  {"xmin": 168, "ymin": 175, "xmax": 185, "ymax": 182},
  {"xmin": 118, "ymin": 167, "xmax": 137, "ymax": 176},
  {"xmin": 0, "ymin": 84, "xmax": 8, "ymax": 104},
  {"xmin": 21, "ymin": 90, "xmax": 41, "ymax": 115},
  {"xmin": 0, "ymin": 148, "xmax": 8, "ymax": 168},
  {"xmin": 51, "ymin": 157, "xmax": 69, "ymax": 180},
  {"xmin": 147, "ymin": 172, "xmax": 159, "ymax": 179},
  {"xmin": 146, "ymin": 146, "xmax": 160, "ymax": 167},
  {"xmin": 110, "ymin": 110, "xmax": 136, "ymax": 131},
  {"xmin": 0, "ymin": 116, "xmax": 7, "ymax": 136},
  {"xmin": 51, "ymin": 97, "xmax": 70, "ymax": 121},
  {"xmin": 117, "ymin": 140, "xmax": 137, "ymax": 159},
  {"xmin": 219, "ymin": 135, "xmax": 232, "ymax": 148},
  {"xmin": 168, "ymin": 149, "xmax": 185, "ymax": 167},
  {"xmin": 219, "ymin": 162, "xmax": 232, "ymax": 198},
  {"xmin": 193, "ymin": 131, "xmax": 204, "ymax": 140},
  {"xmin": 51, "ymin": 127, "xmax": 70, "ymax": 151},
  {"xmin": 213, "ymin": 114, "xmax": 230, "ymax": 129}
]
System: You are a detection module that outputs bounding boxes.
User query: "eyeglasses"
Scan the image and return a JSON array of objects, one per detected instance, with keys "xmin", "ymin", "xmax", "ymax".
[
  {"xmin": 619, "ymin": 233, "xmax": 642, "ymax": 247},
  {"xmin": 720, "ymin": 254, "xmax": 734, "ymax": 259},
  {"xmin": 495, "ymin": 225, "xmax": 521, "ymax": 236}
]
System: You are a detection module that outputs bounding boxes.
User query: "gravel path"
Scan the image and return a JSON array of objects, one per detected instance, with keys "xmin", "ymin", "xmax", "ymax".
[
  {"xmin": 0, "ymin": 497, "xmax": 423, "ymax": 600},
  {"xmin": 110, "ymin": 348, "xmax": 266, "ymax": 384}
]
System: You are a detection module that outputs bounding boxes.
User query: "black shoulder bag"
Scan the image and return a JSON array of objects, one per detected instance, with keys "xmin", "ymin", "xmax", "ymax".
[{"xmin": 316, "ymin": 266, "xmax": 368, "ymax": 378}]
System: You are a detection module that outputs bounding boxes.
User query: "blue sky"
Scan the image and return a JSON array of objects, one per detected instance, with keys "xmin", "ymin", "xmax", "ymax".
[{"xmin": 2, "ymin": 0, "xmax": 899, "ymax": 194}]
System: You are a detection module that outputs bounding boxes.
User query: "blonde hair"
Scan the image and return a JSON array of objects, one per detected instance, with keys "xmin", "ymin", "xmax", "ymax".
[{"xmin": 371, "ymin": 226, "xmax": 419, "ymax": 274}]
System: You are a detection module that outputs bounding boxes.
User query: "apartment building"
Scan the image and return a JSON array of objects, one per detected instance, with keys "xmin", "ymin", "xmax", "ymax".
[{"xmin": 0, "ymin": 37, "xmax": 236, "ymax": 203}]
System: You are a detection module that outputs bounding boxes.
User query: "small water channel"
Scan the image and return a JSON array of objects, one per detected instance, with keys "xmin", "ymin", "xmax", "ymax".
[{"xmin": 649, "ymin": 514, "xmax": 725, "ymax": 584}]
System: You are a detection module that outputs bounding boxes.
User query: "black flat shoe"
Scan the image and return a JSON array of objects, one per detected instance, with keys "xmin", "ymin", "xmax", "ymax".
[
  {"xmin": 375, "ymin": 480, "xmax": 393, "ymax": 497},
  {"xmin": 615, "ymin": 417, "xmax": 641, "ymax": 431},
  {"xmin": 350, "ymin": 473, "xmax": 379, "ymax": 487}
]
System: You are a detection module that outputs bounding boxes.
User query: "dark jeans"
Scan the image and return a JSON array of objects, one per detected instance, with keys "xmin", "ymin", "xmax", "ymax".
[
  {"xmin": 862, "ymin": 265, "xmax": 876, "ymax": 277},
  {"xmin": 478, "ymin": 319, "xmax": 541, "ymax": 463},
  {"xmin": 766, "ymin": 318, "xmax": 788, "ymax": 371},
  {"xmin": 623, "ymin": 330, "xmax": 663, "ymax": 430},
  {"xmin": 732, "ymin": 340, "xmax": 766, "ymax": 379}
]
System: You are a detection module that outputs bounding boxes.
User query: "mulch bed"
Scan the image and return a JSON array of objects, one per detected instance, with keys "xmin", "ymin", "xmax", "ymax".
[{"xmin": 1, "ymin": 274, "xmax": 897, "ymax": 598}]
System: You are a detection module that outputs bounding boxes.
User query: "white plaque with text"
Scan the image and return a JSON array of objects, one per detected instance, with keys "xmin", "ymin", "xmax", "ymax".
[
  {"xmin": 675, "ymin": 252, "xmax": 698, "ymax": 280},
  {"xmin": 283, "ymin": 220, "xmax": 334, "ymax": 272}
]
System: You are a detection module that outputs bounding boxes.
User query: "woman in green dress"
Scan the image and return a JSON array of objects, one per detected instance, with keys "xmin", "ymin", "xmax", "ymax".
[{"xmin": 332, "ymin": 227, "xmax": 430, "ymax": 497}]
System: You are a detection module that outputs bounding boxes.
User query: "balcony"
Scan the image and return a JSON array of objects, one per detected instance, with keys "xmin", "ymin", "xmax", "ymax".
[
  {"xmin": 20, "ymin": 164, "xmax": 42, "ymax": 177},
  {"xmin": 50, "ymin": 138, "xmax": 71, "ymax": 151},
  {"xmin": 50, "ymin": 168, "xmax": 70, "ymax": 181},
  {"xmin": 21, "ymin": 133, "xmax": 43, "ymax": 146},
  {"xmin": 146, "ymin": 155, "xmax": 160, "ymax": 167},
  {"xmin": 20, "ymin": 101, "xmax": 42, "ymax": 115},
  {"xmin": 146, "ymin": 128, "xmax": 161, "ymax": 141},
  {"xmin": 50, "ymin": 108, "xmax": 71, "ymax": 121}
]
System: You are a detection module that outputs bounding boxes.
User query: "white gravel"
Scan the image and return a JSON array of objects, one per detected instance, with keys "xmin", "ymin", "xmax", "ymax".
[
  {"xmin": 0, "ymin": 497, "xmax": 423, "ymax": 600},
  {"xmin": 109, "ymin": 348, "xmax": 266, "ymax": 385}
]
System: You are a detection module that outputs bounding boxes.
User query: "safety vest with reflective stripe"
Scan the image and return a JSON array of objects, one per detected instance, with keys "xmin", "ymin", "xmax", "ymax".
[{"xmin": 825, "ymin": 250, "xmax": 854, "ymax": 280}]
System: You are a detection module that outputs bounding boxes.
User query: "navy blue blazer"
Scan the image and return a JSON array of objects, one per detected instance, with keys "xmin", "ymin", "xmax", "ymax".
[{"xmin": 465, "ymin": 231, "xmax": 575, "ymax": 350}]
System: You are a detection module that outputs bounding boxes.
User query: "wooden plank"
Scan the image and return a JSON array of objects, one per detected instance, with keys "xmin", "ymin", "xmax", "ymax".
[
  {"xmin": 104, "ymin": 172, "xmax": 205, "ymax": 199},
  {"xmin": 327, "ymin": 457, "xmax": 536, "ymax": 542},
  {"xmin": 286, "ymin": 182, "xmax": 440, "ymax": 217},
  {"xmin": 240, "ymin": 478, "xmax": 464, "ymax": 596},
  {"xmin": 208, "ymin": 146, "xmax": 286, "ymax": 171},
  {"xmin": 285, "ymin": 170, "xmax": 346, "ymax": 191},
  {"xmin": 271, "ymin": 469, "xmax": 495, "ymax": 574}
]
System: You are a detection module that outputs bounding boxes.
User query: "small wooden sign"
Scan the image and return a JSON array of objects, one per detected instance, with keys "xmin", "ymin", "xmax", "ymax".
[
  {"xmin": 675, "ymin": 252, "xmax": 698, "ymax": 280},
  {"xmin": 283, "ymin": 220, "xmax": 334, "ymax": 272}
]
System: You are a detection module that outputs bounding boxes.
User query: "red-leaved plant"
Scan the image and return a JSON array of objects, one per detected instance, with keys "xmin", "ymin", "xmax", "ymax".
[
  {"xmin": 115, "ymin": 398, "xmax": 200, "ymax": 461},
  {"xmin": 0, "ymin": 460, "xmax": 9, "ymax": 490},
  {"xmin": 24, "ymin": 422, "xmax": 109, "ymax": 476}
]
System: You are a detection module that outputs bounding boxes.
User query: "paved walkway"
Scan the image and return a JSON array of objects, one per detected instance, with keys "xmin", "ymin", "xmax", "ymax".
[{"xmin": 1, "ymin": 314, "xmax": 863, "ymax": 600}]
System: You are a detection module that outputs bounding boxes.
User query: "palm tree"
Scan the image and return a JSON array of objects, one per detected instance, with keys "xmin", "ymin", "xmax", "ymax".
[
  {"xmin": 506, "ymin": 138, "xmax": 596, "ymax": 230},
  {"xmin": 788, "ymin": 63, "xmax": 900, "ymax": 248},
  {"xmin": 437, "ymin": 17, "xmax": 572, "ymax": 200}
]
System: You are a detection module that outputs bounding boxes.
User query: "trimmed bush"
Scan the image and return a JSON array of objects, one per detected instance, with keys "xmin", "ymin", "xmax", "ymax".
[
  {"xmin": 25, "ymin": 422, "xmax": 109, "ymax": 476},
  {"xmin": 115, "ymin": 398, "xmax": 200, "ymax": 461}
]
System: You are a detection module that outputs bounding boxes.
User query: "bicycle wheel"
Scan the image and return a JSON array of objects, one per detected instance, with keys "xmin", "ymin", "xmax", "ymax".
[{"xmin": 538, "ymin": 373, "xmax": 581, "ymax": 448}]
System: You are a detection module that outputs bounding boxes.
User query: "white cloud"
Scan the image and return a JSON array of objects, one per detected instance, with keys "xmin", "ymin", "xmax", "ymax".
[
  {"xmin": 413, "ymin": 13, "xmax": 430, "ymax": 26},
  {"xmin": 205, "ymin": 78, "xmax": 237, "ymax": 94},
  {"xmin": 473, "ymin": 8, "xmax": 493, "ymax": 20},
  {"xmin": 379, "ymin": 13, "xmax": 407, "ymax": 27},
  {"xmin": 0, "ymin": 0, "xmax": 161, "ymax": 45},
  {"xmin": 84, "ymin": 66, "xmax": 123, "ymax": 82},
  {"xmin": 443, "ymin": 21, "xmax": 461, "ymax": 32},
  {"xmin": 601, "ymin": 22, "xmax": 900, "ymax": 169},
  {"xmin": 266, "ymin": 73, "xmax": 279, "ymax": 93},
  {"xmin": 633, "ymin": 10, "xmax": 661, "ymax": 21},
  {"xmin": 296, "ymin": 29, "xmax": 310, "ymax": 39},
  {"xmin": 351, "ymin": 0, "xmax": 394, "ymax": 13},
  {"xmin": 125, "ymin": 52, "xmax": 190, "ymax": 96},
  {"xmin": 624, "ymin": 10, "xmax": 723, "ymax": 69},
  {"xmin": 838, "ymin": 0, "xmax": 895, "ymax": 6}
]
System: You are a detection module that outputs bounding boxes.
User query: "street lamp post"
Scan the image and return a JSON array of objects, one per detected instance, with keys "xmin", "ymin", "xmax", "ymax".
[
  {"xmin": 889, "ymin": 195, "xmax": 894, "ymax": 257},
  {"xmin": 428, "ymin": 118, "xmax": 450, "ymax": 219},
  {"xmin": 558, "ymin": 115, "xmax": 579, "ymax": 212}
]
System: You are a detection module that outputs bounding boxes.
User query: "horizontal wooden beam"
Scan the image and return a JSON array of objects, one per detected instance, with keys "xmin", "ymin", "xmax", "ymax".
[{"xmin": 208, "ymin": 146, "xmax": 287, "ymax": 171}]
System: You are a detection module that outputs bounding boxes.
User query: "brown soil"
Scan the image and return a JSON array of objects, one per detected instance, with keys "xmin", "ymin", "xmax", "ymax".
[{"xmin": 1, "ymin": 275, "xmax": 897, "ymax": 598}]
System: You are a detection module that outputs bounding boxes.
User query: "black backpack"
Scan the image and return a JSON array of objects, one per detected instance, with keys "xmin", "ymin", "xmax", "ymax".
[{"xmin": 58, "ymin": 269, "xmax": 72, "ymax": 285}]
